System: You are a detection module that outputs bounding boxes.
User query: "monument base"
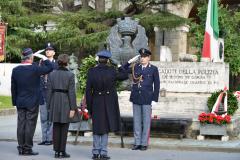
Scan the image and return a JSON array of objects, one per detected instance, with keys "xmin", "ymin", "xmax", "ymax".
[{"xmin": 118, "ymin": 91, "xmax": 240, "ymax": 138}]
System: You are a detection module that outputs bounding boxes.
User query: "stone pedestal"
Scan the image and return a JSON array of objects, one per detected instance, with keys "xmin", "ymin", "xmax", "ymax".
[{"xmin": 199, "ymin": 124, "xmax": 227, "ymax": 136}]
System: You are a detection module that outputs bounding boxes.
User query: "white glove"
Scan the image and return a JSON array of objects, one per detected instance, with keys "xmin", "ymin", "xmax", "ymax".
[
  {"xmin": 128, "ymin": 55, "xmax": 140, "ymax": 64},
  {"xmin": 34, "ymin": 49, "xmax": 45, "ymax": 55},
  {"xmin": 34, "ymin": 52, "xmax": 48, "ymax": 60},
  {"xmin": 151, "ymin": 101, "xmax": 157, "ymax": 106},
  {"xmin": 95, "ymin": 56, "xmax": 99, "ymax": 61}
]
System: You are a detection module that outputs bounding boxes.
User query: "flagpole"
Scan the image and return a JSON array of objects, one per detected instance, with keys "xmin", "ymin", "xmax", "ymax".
[{"xmin": 3, "ymin": 22, "xmax": 7, "ymax": 76}]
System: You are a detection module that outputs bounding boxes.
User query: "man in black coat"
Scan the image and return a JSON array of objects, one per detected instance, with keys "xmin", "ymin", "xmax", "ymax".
[
  {"xmin": 86, "ymin": 50, "xmax": 138, "ymax": 160},
  {"xmin": 11, "ymin": 48, "xmax": 53, "ymax": 156}
]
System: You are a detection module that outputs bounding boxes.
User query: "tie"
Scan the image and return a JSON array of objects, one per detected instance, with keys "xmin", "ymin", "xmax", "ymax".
[{"xmin": 142, "ymin": 67, "xmax": 146, "ymax": 71}]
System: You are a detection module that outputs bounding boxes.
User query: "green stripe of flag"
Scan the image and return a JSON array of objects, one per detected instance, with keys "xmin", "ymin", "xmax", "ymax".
[{"xmin": 210, "ymin": 0, "xmax": 219, "ymax": 39}]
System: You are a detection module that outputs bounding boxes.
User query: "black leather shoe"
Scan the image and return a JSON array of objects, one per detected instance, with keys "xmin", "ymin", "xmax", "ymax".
[
  {"xmin": 140, "ymin": 146, "xmax": 148, "ymax": 151},
  {"xmin": 17, "ymin": 146, "xmax": 24, "ymax": 155},
  {"xmin": 59, "ymin": 152, "xmax": 70, "ymax": 158},
  {"xmin": 38, "ymin": 141, "xmax": 46, "ymax": 145},
  {"xmin": 100, "ymin": 155, "xmax": 110, "ymax": 160},
  {"xmin": 18, "ymin": 150, "xmax": 24, "ymax": 155},
  {"xmin": 45, "ymin": 141, "xmax": 52, "ymax": 145},
  {"xmin": 92, "ymin": 154, "xmax": 99, "ymax": 160},
  {"xmin": 23, "ymin": 150, "xmax": 39, "ymax": 156},
  {"xmin": 55, "ymin": 152, "xmax": 60, "ymax": 158},
  {"xmin": 132, "ymin": 145, "xmax": 141, "ymax": 150}
]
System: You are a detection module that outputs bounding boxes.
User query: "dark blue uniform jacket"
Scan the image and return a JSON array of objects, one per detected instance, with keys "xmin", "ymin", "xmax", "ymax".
[
  {"xmin": 124, "ymin": 63, "xmax": 160, "ymax": 105},
  {"xmin": 39, "ymin": 60, "xmax": 58, "ymax": 105},
  {"xmin": 11, "ymin": 60, "xmax": 53, "ymax": 108}
]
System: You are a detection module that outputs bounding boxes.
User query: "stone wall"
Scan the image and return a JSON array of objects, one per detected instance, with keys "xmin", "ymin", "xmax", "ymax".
[{"xmin": 0, "ymin": 63, "xmax": 20, "ymax": 96}]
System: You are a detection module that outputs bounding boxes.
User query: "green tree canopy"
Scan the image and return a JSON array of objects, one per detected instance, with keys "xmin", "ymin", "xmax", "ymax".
[
  {"xmin": 1, "ymin": 0, "xmax": 187, "ymax": 63},
  {"xmin": 189, "ymin": 2, "xmax": 240, "ymax": 76}
]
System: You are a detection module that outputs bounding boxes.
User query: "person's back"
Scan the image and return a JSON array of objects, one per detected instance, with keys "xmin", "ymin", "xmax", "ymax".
[
  {"xmin": 11, "ymin": 48, "xmax": 53, "ymax": 156},
  {"xmin": 12, "ymin": 64, "xmax": 43, "ymax": 108},
  {"xmin": 89, "ymin": 65, "xmax": 117, "ymax": 92}
]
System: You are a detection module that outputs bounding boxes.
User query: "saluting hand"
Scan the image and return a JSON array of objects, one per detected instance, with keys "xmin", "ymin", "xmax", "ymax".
[
  {"xmin": 33, "ymin": 51, "xmax": 48, "ymax": 60},
  {"xmin": 128, "ymin": 55, "xmax": 140, "ymax": 64},
  {"xmin": 69, "ymin": 110, "xmax": 75, "ymax": 118}
]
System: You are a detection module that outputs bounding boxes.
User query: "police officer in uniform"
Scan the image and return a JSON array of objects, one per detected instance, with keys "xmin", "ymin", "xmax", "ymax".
[
  {"xmin": 38, "ymin": 43, "xmax": 58, "ymax": 146},
  {"xmin": 127, "ymin": 48, "xmax": 160, "ymax": 151},
  {"xmin": 11, "ymin": 48, "xmax": 53, "ymax": 156},
  {"xmin": 86, "ymin": 50, "xmax": 138, "ymax": 160}
]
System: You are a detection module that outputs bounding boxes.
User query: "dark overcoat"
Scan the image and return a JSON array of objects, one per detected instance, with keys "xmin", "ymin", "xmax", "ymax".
[
  {"xmin": 85, "ymin": 64, "xmax": 128, "ymax": 134},
  {"xmin": 46, "ymin": 67, "xmax": 77, "ymax": 123}
]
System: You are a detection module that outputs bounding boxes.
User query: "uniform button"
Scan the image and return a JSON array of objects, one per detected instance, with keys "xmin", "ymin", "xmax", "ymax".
[
  {"xmin": 107, "ymin": 91, "xmax": 110, "ymax": 94},
  {"xmin": 139, "ymin": 91, "xmax": 141, "ymax": 94},
  {"xmin": 99, "ymin": 92, "xmax": 102, "ymax": 95}
]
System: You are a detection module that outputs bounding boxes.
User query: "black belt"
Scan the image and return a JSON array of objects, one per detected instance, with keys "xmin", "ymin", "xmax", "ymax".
[{"xmin": 53, "ymin": 89, "xmax": 68, "ymax": 93}]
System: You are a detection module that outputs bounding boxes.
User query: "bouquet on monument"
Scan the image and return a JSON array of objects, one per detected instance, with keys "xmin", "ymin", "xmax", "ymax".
[
  {"xmin": 198, "ymin": 89, "xmax": 231, "ymax": 125},
  {"xmin": 198, "ymin": 112, "xmax": 231, "ymax": 125}
]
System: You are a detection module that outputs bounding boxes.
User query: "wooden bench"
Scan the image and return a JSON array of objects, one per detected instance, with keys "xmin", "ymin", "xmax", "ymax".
[{"xmin": 120, "ymin": 116, "xmax": 192, "ymax": 148}]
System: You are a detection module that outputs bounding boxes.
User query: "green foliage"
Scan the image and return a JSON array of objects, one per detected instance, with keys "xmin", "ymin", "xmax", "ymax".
[
  {"xmin": 1, "ymin": 0, "xmax": 189, "ymax": 63},
  {"xmin": 189, "ymin": 3, "xmax": 240, "ymax": 75},
  {"xmin": 207, "ymin": 90, "xmax": 238, "ymax": 116},
  {"xmin": 134, "ymin": 12, "xmax": 188, "ymax": 33},
  {"xmin": 78, "ymin": 55, "xmax": 97, "ymax": 95}
]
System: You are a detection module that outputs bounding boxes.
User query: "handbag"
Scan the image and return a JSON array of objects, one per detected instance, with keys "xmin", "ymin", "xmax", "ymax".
[{"xmin": 69, "ymin": 108, "xmax": 82, "ymax": 123}]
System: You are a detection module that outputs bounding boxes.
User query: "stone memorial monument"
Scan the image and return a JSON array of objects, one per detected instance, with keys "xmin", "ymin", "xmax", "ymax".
[{"xmin": 107, "ymin": 17, "xmax": 148, "ymax": 89}]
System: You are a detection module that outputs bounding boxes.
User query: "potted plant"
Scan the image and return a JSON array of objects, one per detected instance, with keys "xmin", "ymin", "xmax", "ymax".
[
  {"xmin": 198, "ymin": 90, "xmax": 238, "ymax": 137},
  {"xmin": 198, "ymin": 112, "xmax": 231, "ymax": 136}
]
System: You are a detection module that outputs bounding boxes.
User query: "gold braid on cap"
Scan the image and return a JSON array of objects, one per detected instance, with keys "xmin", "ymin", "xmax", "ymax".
[{"xmin": 132, "ymin": 63, "xmax": 142, "ymax": 84}]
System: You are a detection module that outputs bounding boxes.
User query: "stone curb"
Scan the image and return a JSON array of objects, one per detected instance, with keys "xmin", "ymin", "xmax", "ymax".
[
  {"xmin": 0, "ymin": 108, "xmax": 16, "ymax": 116},
  {"xmin": 1, "ymin": 138, "xmax": 240, "ymax": 153},
  {"xmin": 69, "ymin": 140, "xmax": 240, "ymax": 153}
]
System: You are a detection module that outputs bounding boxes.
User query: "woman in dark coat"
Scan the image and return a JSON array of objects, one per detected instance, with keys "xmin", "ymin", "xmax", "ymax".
[
  {"xmin": 47, "ymin": 54, "xmax": 77, "ymax": 158},
  {"xmin": 86, "ymin": 50, "xmax": 130, "ymax": 160}
]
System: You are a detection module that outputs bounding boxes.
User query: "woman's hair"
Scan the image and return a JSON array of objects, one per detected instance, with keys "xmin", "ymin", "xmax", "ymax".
[
  {"xmin": 57, "ymin": 54, "xmax": 69, "ymax": 67},
  {"xmin": 98, "ymin": 56, "xmax": 108, "ymax": 64}
]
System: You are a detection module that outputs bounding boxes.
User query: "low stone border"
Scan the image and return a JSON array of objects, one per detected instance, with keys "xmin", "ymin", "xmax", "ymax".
[{"xmin": 0, "ymin": 108, "xmax": 16, "ymax": 116}]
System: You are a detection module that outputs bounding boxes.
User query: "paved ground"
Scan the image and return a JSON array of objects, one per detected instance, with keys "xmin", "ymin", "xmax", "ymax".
[
  {"xmin": 0, "ymin": 114, "xmax": 240, "ymax": 160},
  {"xmin": 0, "ymin": 141, "xmax": 240, "ymax": 160}
]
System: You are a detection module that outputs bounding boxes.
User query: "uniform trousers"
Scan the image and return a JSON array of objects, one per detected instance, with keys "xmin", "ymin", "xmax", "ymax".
[
  {"xmin": 17, "ymin": 106, "xmax": 39, "ymax": 152},
  {"xmin": 39, "ymin": 103, "xmax": 53, "ymax": 142},
  {"xmin": 92, "ymin": 134, "xmax": 108, "ymax": 155},
  {"xmin": 53, "ymin": 122, "xmax": 69, "ymax": 152},
  {"xmin": 133, "ymin": 103, "xmax": 152, "ymax": 146}
]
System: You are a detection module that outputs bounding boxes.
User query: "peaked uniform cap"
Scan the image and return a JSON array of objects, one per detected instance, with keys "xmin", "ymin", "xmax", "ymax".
[
  {"xmin": 22, "ymin": 48, "xmax": 33, "ymax": 57},
  {"xmin": 138, "ymin": 48, "xmax": 151, "ymax": 56},
  {"xmin": 45, "ymin": 42, "xmax": 55, "ymax": 50},
  {"xmin": 96, "ymin": 50, "xmax": 112, "ymax": 58}
]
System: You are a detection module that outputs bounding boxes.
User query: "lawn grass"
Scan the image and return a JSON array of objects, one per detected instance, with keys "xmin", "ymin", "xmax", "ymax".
[
  {"xmin": 0, "ymin": 96, "xmax": 13, "ymax": 110},
  {"xmin": 0, "ymin": 91, "xmax": 82, "ymax": 110}
]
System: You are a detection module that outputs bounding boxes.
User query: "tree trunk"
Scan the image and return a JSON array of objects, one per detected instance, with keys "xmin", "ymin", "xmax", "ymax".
[
  {"xmin": 95, "ymin": 0, "xmax": 105, "ymax": 12},
  {"xmin": 111, "ymin": 0, "xmax": 119, "ymax": 11},
  {"xmin": 60, "ymin": 0, "xmax": 75, "ymax": 11},
  {"xmin": 82, "ymin": 0, "xmax": 89, "ymax": 9}
]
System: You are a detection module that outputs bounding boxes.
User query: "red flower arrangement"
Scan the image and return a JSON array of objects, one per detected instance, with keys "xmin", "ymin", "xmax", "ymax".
[
  {"xmin": 78, "ymin": 108, "xmax": 89, "ymax": 121},
  {"xmin": 198, "ymin": 112, "xmax": 231, "ymax": 125}
]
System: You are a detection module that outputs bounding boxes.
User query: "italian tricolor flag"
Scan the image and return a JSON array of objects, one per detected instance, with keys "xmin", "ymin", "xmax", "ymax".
[{"xmin": 202, "ymin": 0, "xmax": 219, "ymax": 62}]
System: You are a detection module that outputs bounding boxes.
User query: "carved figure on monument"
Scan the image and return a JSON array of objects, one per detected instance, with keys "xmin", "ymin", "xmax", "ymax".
[
  {"xmin": 107, "ymin": 17, "xmax": 148, "ymax": 65},
  {"xmin": 107, "ymin": 17, "xmax": 149, "ymax": 90}
]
